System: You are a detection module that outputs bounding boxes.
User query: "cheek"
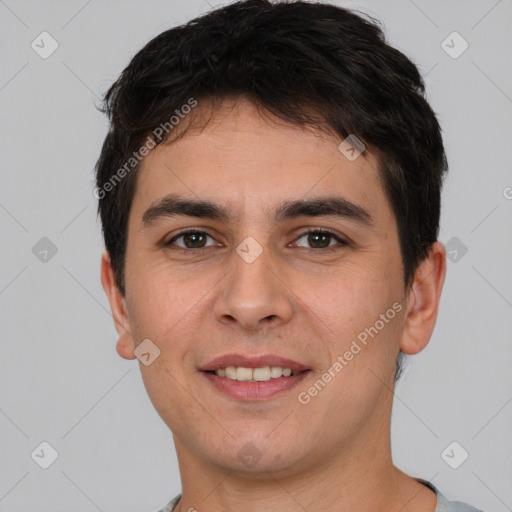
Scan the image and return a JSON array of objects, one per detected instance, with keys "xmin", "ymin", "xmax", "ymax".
[
  {"xmin": 125, "ymin": 256, "xmax": 194, "ymax": 333},
  {"xmin": 294, "ymin": 267, "xmax": 404, "ymax": 389},
  {"xmin": 296, "ymin": 266, "xmax": 397, "ymax": 334},
  {"xmin": 139, "ymin": 360, "xmax": 192, "ymax": 436}
]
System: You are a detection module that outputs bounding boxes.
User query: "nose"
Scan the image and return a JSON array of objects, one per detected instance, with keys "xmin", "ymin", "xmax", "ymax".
[{"xmin": 213, "ymin": 244, "xmax": 294, "ymax": 332}]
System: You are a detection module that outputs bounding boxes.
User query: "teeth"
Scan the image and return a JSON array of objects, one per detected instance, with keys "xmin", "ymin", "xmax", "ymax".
[
  {"xmin": 253, "ymin": 367, "xmax": 270, "ymax": 381},
  {"xmin": 236, "ymin": 367, "xmax": 253, "ymax": 381},
  {"xmin": 225, "ymin": 366, "xmax": 237, "ymax": 379},
  {"xmin": 214, "ymin": 366, "xmax": 298, "ymax": 381},
  {"xmin": 270, "ymin": 366, "xmax": 283, "ymax": 378}
]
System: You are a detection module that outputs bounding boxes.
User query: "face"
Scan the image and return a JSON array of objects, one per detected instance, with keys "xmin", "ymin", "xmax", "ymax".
[{"xmin": 102, "ymin": 97, "xmax": 444, "ymax": 477}]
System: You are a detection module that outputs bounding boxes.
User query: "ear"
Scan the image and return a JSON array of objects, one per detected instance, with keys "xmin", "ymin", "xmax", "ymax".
[
  {"xmin": 400, "ymin": 241, "xmax": 447, "ymax": 355},
  {"xmin": 100, "ymin": 250, "xmax": 136, "ymax": 360}
]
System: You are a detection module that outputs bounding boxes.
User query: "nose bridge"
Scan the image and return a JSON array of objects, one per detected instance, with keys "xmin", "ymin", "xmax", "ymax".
[{"xmin": 213, "ymin": 236, "xmax": 294, "ymax": 330}]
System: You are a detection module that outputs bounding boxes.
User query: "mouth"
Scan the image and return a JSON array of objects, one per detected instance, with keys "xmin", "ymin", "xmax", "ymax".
[
  {"xmin": 204, "ymin": 365, "xmax": 305, "ymax": 379},
  {"xmin": 198, "ymin": 354, "xmax": 311, "ymax": 400}
]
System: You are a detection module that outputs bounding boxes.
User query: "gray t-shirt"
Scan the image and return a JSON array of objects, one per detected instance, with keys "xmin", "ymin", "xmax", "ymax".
[{"xmin": 157, "ymin": 478, "xmax": 484, "ymax": 511}]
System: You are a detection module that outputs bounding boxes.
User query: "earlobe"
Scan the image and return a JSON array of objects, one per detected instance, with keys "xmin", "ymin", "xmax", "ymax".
[
  {"xmin": 100, "ymin": 251, "xmax": 136, "ymax": 360},
  {"xmin": 400, "ymin": 242, "xmax": 447, "ymax": 355}
]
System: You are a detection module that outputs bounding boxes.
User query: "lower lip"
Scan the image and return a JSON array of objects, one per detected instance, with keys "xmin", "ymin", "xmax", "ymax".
[{"xmin": 201, "ymin": 371, "xmax": 310, "ymax": 400}]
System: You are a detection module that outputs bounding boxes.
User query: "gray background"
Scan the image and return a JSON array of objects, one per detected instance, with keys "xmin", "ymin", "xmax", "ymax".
[{"xmin": 0, "ymin": 0, "xmax": 511, "ymax": 511}]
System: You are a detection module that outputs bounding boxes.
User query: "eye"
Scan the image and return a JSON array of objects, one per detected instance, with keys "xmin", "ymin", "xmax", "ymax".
[
  {"xmin": 164, "ymin": 228, "xmax": 348, "ymax": 252},
  {"xmin": 294, "ymin": 229, "xmax": 347, "ymax": 250},
  {"xmin": 166, "ymin": 230, "xmax": 217, "ymax": 249}
]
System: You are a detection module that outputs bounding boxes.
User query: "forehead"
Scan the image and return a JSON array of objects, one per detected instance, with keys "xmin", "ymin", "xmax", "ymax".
[{"xmin": 131, "ymin": 97, "xmax": 390, "ymax": 224}]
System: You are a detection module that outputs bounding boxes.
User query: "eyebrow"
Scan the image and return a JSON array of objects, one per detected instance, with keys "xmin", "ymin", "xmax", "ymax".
[{"xmin": 141, "ymin": 193, "xmax": 374, "ymax": 228}]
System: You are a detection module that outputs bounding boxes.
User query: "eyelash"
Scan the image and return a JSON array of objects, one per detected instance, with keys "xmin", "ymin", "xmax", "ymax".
[{"xmin": 164, "ymin": 228, "xmax": 348, "ymax": 252}]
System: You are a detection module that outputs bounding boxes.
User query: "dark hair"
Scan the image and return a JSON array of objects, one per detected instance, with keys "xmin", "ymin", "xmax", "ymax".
[{"xmin": 95, "ymin": 0, "xmax": 447, "ymax": 380}]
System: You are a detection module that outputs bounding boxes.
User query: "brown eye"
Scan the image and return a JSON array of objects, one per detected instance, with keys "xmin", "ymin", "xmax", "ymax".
[
  {"xmin": 182, "ymin": 232, "xmax": 207, "ymax": 248},
  {"xmin": 295, "ymin": 229, "xmax": 346, "ymax": 250},
  {"xmin": 167, "ymin": 231, "xmax": 215, "ymax": 249},
  {"xmin": 307, "ymin": 232, "xmax": 331, "ymax": 248}
]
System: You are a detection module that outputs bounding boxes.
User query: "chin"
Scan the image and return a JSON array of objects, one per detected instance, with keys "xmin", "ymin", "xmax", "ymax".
[{"xmin": 200, "ymin": 435, "xmax": 307, "ymax": 476}]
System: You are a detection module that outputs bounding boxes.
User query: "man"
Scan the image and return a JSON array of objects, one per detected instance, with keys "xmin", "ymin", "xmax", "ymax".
[{"xmin": 95, "ymin": 1, "xmax": 484, "ymax": 510}]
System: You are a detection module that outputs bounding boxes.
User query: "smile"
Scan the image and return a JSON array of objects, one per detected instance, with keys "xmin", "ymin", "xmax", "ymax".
[{"xmin": 208, "ymin": 366, "xmax": 300, "ymax": 381}]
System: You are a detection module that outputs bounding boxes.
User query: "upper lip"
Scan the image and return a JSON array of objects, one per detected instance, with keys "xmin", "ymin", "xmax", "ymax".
[{"xmin": 199, "ymin": 353, "xmax": 309, "ymax": 373}]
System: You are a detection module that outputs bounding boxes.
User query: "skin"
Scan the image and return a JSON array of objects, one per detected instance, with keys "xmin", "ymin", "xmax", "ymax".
[{"xmin": 101, "ymin": 97, "xmax": 446, "ymax": 512}]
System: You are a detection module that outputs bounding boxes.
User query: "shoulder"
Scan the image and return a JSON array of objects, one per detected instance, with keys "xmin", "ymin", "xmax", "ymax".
[
  {"xmin": 155, "ymin": 488, "xmax": 487, "ymax": 512},
  {"xmin": 435, "ymin": 492, "xmax": 485, "ymax": 512},
  {"xmin": 416, "ymin": 478, "xmax": 485, "ymax": 512},
  {"xmin": 155, "ymin": 494, "xmax": 181, "ymax": 512}
]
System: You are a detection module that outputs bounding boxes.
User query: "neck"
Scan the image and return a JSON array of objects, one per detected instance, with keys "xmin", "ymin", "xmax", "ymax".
[{"xmin": 171, "ymin": 419, "xmax": 431, "ymax": 511}]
